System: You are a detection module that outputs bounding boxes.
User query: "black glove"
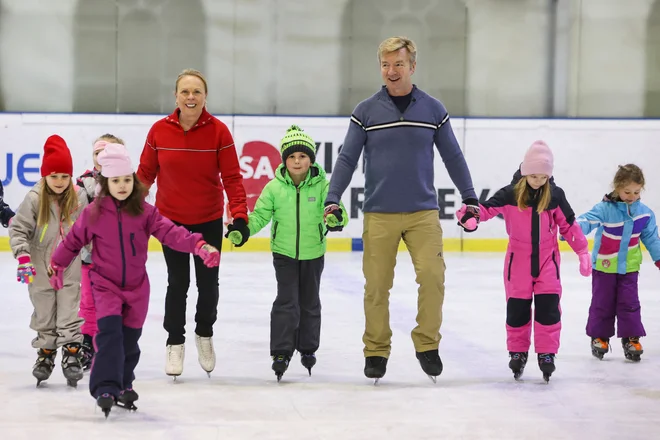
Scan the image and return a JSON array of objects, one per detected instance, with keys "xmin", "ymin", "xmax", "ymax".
[
  {"xmin": 224, "ymin": 218, "xmax": 250, "ymax": 247},
  {"xmin": 0, "ymin": 206, "xmax": 15, "ymax": 228},
  {"xmin": 324, "ymin": 202, "xmax": 344, "ymax": 232},
  {"xmin": 456, "ymin": 198, "xmax": 480, "ymax": 233}
]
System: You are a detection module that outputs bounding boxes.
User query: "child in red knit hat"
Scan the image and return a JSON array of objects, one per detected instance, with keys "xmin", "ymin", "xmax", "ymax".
[{"xmin": 8, "ymin": 134, "xmax": 89, "ymax": 387}]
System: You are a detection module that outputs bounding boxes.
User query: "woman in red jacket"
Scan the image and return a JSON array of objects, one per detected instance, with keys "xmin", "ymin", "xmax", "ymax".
[{"xmin": 137, "ymin": 68, "xmax": 249, "ymax": 378}]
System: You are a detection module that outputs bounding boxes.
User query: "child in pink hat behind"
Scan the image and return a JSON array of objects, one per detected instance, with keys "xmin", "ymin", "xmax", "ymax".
[{"xmin": 50, "ymin": 142, "xmax": 221, "ymax": 417}]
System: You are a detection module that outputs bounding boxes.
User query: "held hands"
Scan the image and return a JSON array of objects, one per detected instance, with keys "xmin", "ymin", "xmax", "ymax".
[
  {"xmin": 578, "ymin": 252, "xmax": 592, "ymax": 277},
  {"xmin": 194, "ymin": 241, "xmax": 221, "ymax": 267},
  {"xmin": 16, "ymin": 255, "xmax": 36, "ymax": 284},
  {"xmin": 323, "ymin": 203, "xmax": 344, "ymax": 232},
  {"xmin": 456, "ymin": 198, "xmax": 480, "ymax": 233},
  {"xmin": 224, "ymin": 218, "xmax": 250, "ymax": 247}
]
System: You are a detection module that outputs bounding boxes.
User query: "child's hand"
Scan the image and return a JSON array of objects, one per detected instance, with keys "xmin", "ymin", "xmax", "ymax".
[
  {"xmin": 224, "ymin": 218, "xmax": 249, "ymax": 247},
  {"xmin": 16, "ymin": 255, "xmax": 36, "ymax": 284},
  {"xmin": 49, "ymin": 262, "xmax": 64, "ymax": 290},
  {"xmin": 324, "ymin": 204, "xmax": 344, "ymax": 232},
  {"xmin": 578, "ymin": 252, "xmax": 592, "ymax": 277},
  {"xmin": 456, "ymin": 199, "xmax": 480, "ymax": 232},
  {"xmin": 227, "ymin": 230, "xmax": 243, "ymax": 246},
  {"xmin": 194, "ymin": 241, "xmax": 220, "ymax": 267}
]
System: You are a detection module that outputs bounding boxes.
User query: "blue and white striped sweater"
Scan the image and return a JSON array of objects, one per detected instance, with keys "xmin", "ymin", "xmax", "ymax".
[{"xmin": 326, "ymin": 85, "xmax": 476, "ymax": 213}]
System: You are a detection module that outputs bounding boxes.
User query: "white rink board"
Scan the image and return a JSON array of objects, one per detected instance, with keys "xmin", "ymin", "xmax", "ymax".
[{"xmin": 1, "ymin": 114, "xmax": 659, "ymax": 240}]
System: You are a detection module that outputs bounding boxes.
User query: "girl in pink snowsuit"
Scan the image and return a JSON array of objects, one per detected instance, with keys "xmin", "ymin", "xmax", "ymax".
[
  {"xmin": 458, "ymin": 141, "xmax": 591, "ymax": 381},
  {"xmin": 75, "ymin": 134, "xmax": 122, "ymax": 370},
  {"xmin": 50, "ymin": 143, "xmax": 220, "ymax": 416}
]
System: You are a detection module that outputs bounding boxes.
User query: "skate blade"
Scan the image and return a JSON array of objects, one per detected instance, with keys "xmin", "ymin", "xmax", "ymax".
[
  {"xmin": 427, "ymin": 375, "xmax": 437, "ymax": 384},
  {"xmin": 115, "ymin": 402, "xmax": 138, "ymax": 412},
  {"xmin": 276, "ymin": 373, "xmax": 283, "ymax": 383},
  {"xmin": 542, "ymin": 374, "xmax": 551, "ymax": 383},
  {"xmin": 102, "ymin": 408, "xmax": 111, "ymax": 419},
  {"xmin": 513, "ymin": 369, "xmax": 525, "ymax": 381},
  {"xmin": 373, "ymin": 378, "xmax": 380, "ymax": 386},
  {"xmin": 306, "ymin": 368, "xmax": 312, "ymax": 376}
]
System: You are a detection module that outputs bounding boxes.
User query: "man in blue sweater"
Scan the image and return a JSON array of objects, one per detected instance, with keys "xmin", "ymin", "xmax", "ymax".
[{"xmin": 324, "ymin": 36, "xmax": 480, "ymax": 382}]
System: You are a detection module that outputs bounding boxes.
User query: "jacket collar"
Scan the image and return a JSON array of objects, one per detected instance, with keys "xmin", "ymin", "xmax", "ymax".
[{"xmin": 164, "ymin": 107, "xmax": 214, "ymax": 131}]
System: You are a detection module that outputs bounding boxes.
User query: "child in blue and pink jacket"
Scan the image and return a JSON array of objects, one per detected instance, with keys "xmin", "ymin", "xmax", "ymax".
[
  {"xmin": 50, "ymin": 143, "xmax": 220, "ymax": 416},
  {"xmin": 457, "ymin": 141, "xmax": 591, "ymax": 381}
]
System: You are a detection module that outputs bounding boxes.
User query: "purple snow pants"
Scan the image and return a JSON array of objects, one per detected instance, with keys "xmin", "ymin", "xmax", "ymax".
[{"xmin": 586, "ymin": 271, "xmax": 645, "ymax": 339}]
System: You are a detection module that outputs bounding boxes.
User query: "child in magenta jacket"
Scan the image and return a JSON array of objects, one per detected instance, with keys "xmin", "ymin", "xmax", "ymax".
[
  {"xmin": 50, "ymin": 143, "xmax": 220, "ymax": 417},
  {"xmin": 457, "ymin": 141, "xmax": 591, "ymax": 382}
]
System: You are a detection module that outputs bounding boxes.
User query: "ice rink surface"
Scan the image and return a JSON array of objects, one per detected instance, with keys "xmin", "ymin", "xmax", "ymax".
[{"xmin": 1, "ymin": 251, "xmax": 660, "ymax": 439}]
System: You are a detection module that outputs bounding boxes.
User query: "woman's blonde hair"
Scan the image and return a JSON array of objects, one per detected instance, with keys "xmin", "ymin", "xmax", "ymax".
[
  {"xmin": 514, "ymin": 177, "xmax": 551, "ymax": 213},
  {"xmin": 175, "ymin": 68, "xmax": 208, "ymax": 94},
  {"xmin": 37, "ymin": 178, "xmax": 79, "ymax": 228}
]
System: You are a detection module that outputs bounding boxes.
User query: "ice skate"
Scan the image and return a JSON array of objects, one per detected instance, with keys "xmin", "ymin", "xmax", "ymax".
[
  {"xmin": 508, "ymin": 351, "xmax": 528, "ymax": 380},
  {"xmin": 165, "ymin": 344, "xmax": 185, "ymax": 379},
  {"xmin": 272, "ymin": 354, "xmax": 290, "ymax": 382},
  {"xmin": 61, "ymin": 343, "xmax": 84, "ymax": 387},
  {"xmin": 195, "ymin": 335, "xmax": 215, "ymax": 377},
  {"xmin": 116, "ymin": 388, "xmax": 139, "ymax": 411},
  {"xmin": 97, "ymin": 393, "xmax": 115, "ymax": 418},
  {"xmin": 364, "ymin": 356, "xmax": 388, "ymax": 385},
  {"xmin": 622, "ymin": 337, "xmax": 643, "ymax": 362},
  {"xmin": 416, "ymin": 350, "xmax": 443, "ymax": 383},
  {"xmin": 591, "ymin": 337, "xmax": 610, "ymax": 360},
  {"xmin": 537, "ymin": 353, "xmax": 556, "ymax": 383},
  {"xmin": 300, "ymin": 353, "xmax": 316, "ymax": 376},
  {"xmin": 81, "ymin": 334, "xmax": 95, "ymax": 371},
  {"xmin": 32, "ymin": 348, "xmax": 56, "ymax": 387}
]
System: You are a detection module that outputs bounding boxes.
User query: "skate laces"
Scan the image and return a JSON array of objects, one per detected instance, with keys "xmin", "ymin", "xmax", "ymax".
[
  {"xmin": 538, "ymin": 353, "xmax": 554, "ymax": 363},
  {"xmin": 168, "ymin": 345, "xmax": 183, "ymax": 362},
  {"xmin": 625, "ymin": 337, "xmax": 642, "ymax": 351},
  {"xmin": 198, "ymin": 338, "xmax": 214, "ymax": 359}
]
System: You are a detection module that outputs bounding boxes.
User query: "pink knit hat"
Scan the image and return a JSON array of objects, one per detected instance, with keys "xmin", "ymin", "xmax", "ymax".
[
  {"xmin": 93, "ymin": 140, "xmax": 108, "ymax": 152},
  {"xmin": 520, "ymin": 140, "xmax": 554, "ymax": 177},
  {"xmin": 98, "ymin": 143, "xmax": 133, "ymax": 178}
]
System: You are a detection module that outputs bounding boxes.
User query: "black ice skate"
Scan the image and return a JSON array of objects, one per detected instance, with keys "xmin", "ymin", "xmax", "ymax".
[
  {"xmin": 416, "ymin": 350, "xmax": 443, "ymax": 383},
  {"xmin": 116, "ymin": 388, "xmax": 139, "ymax": 411},
  {"xmin": 622, "ymin": 337, "xmax": 643, "ymax": 362},
  {"xmin": 61, "ymin": 343, "xmax": 84, "ymax": 387},
  {"xmin": 508, "ymin": 351, "xmax": 528, "ymax": 380},
  {"xmin": 591, "ymin": 337, "xmax": 610, "ymax": 360},
  {"xmin": 272, "ymin": 354, "xmax": 290, "ymax": 382},
  {"xmin": 300, "ymin": 353, "xmax": 316, "ymax": 376},
  {"xmin": 364, "ymin": 356, "xmax": 388, "ymax": 385},
  {"xmin": 81, "ymin": 334, "xmax": 95, "ymax": 371},
  {"xmin": 97, "ymin": 393, "xmax": 115, "ymax": 418},
  {"xmin": 537, "ymin": 353, "xmax": 556, "ymax": 383},
  {"xmin": 33, "ymin": 348, "xmax": 56, "ymax": 387}
]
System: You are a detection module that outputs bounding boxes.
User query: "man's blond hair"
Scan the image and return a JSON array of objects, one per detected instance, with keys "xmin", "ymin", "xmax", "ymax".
[{"xmin": 377, "ymin": 37, "xmax": 417, "ymax": 64}]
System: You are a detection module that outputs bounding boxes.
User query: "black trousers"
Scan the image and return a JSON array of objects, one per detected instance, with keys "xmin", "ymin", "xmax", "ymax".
[
  {"xmin": 271, "ymin": 253, "xmax": 325, "ymax": 357},
  {"xmin": 90, "ymin": 315, "xmax": 142, "ymax": 398},
  {"xmin": 162, "ymin": 217, "xmax": 223, "ymax": 345}
]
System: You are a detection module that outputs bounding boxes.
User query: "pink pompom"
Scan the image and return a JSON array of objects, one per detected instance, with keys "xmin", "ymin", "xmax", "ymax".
[{"xmin": 464, "ymin": 218, "xmax": 478, "ymax": 231}]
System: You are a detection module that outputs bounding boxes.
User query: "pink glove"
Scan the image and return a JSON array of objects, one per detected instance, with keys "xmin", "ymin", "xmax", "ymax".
[
  {"xmin": 194, "ymin": 241, "xmax": 220, "ymax": 268},
  {"xmin": 456, "ymin": 203, "xmax": 479, "ymax": 232},
  {"xmin": 16, "ymin": 255, "xmax": 36, "ymax": 284},
  {"xmin": 49, "ymin": 262, "xmax": 65, "ymax": 290},
  {"xmin": 578, "ymin": 252, "xmax": 592, "ymax": 277}
]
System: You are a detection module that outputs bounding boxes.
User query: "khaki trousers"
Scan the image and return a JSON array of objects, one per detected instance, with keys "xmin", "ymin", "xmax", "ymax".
[{"xmin": 362, "ymin": 210, "xmax": 446, "ymax": 357}]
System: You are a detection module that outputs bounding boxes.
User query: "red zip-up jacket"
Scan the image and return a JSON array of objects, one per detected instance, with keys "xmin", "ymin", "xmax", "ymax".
[{"xmin": 137, "ymin": 108, "xmax": 248, "ymax": 225}]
